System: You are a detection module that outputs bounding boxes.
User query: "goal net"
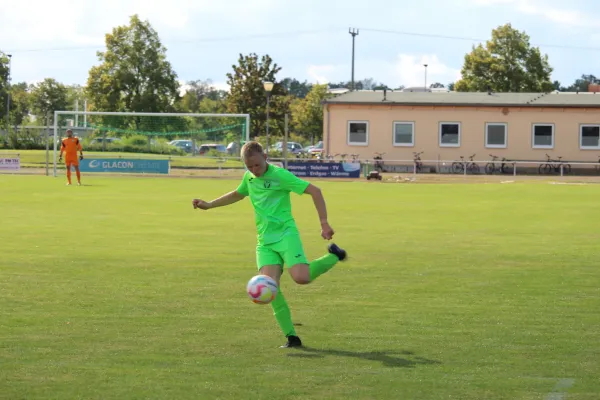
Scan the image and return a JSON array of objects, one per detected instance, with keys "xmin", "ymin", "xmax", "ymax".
[{"xmin": 52, "ymin": 111, "xmax": 250, "ymax": 176}]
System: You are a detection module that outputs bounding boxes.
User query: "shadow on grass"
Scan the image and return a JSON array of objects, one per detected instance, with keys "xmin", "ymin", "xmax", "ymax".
[{"xmin": 287, "ymin": 347, "xmax": 441, "ymax": 368}]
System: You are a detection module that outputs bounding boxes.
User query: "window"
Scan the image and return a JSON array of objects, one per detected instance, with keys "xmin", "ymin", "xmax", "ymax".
[
  {"xmin": 439, "ymin": 122, "xmax": 461, "ymax": 147},
  {"xmin": 347, "ymin": 121, "xmax": 368, "ymax": 145},
  {"xmin": 393, "ymin": 122, "xmax": 414, "ymax": 146},
  {"xmin": 580, "ymin": 125, "xmax": 600, "ymax": 149},
  {"xmin": 485, "ymin": 123, "xmax": 507, "ymax": 148},
  {"xmin": 532, "ymin": 124, "xmax": 554, "ymax": 149}
]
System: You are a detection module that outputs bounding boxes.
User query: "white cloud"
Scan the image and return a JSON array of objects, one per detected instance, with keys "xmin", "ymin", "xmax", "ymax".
[
  {"xmin": 391, "ymin": 54, "xmax": 461, "ymax": 87},
  {"xmin": 211, "ymin": 82, "xmax": 230, "ymax": 92},
  {"xmin": 307, "ymin": 54, "xmax": 461, "ymax": 88},
  {"xmin": 0, "ymin": 0, "xmax": 278, "ymax": 51},
  {"xmin": 470, "ymin": 0, "xmax": 599, "ymax": 28},
  {"xmin": 307, "ymin": 65, "xmax": 344, "ymax": 84}
]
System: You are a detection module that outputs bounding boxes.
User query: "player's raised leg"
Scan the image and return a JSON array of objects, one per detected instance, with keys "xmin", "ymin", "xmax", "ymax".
[{"xmin": 283, "ymin": 234, "xmax": 347, "ymax": 284}]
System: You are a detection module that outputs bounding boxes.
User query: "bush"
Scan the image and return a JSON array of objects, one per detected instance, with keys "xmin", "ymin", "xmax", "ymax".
[
  {"xmin": 84, "ymin": 142, "xmax": 185, "ymax": 156},
  {"xmin": 5, "ymin": 129, "xmax": 51, "ymax": 150},
  {"xmin": 205, "ymin": 149, "xmax": 226, "ymax": 158}
]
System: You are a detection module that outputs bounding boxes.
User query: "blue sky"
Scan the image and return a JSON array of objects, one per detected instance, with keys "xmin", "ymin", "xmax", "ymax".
[{"xmin": 1, "ymin": 0, "xmax": 599, "ymax": 91}]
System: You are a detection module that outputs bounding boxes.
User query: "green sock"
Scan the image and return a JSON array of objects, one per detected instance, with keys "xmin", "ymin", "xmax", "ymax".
[
  {"xmin": 271, "ymin": 290, "xmax": 296, "ymax": 337},
  {"xmin": 309, "ymin": 253, "xmax": 340, "ymax": 281}
]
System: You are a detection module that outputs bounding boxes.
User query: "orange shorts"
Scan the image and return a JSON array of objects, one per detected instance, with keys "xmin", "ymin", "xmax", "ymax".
[{"xmin": 64, "ymin": 157, "xmax": 79, "ymax": 167}]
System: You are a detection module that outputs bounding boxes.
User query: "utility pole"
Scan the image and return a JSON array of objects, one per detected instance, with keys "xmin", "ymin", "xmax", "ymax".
[
  {"xmin": 424, "ymin": 64, "xmax": 428, "ymax": 91},
  {"xmin": 349, "ymin": 28, "xmax": 359, "ymax": 91},
  {"xmin": 5, "ymin": 54, "xmax": 12, "ymax": 135}
]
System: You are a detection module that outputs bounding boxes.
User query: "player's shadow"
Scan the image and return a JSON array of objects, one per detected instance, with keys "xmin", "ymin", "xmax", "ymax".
[{"xmin": 287, "ymin": 347, "xmax": 441, "ymax": 368}]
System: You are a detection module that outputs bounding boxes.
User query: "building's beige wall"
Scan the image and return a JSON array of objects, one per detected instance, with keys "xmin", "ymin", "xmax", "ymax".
[{"xmin": 324, "ymin": 104, "xmax": 600, "ymax": 163}]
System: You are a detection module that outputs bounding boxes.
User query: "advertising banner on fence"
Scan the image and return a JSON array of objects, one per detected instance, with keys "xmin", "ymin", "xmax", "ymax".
[
  {"xmin": 78, "ymin": 158, "xmax": 170, "ymax": 174},
  {"xmin": 286, "ymin": 161, "xmax": 361, "ymax": 178},
  {"xmin": 0, "ymin": 156, "xmax": 20, "ymax": 171}
]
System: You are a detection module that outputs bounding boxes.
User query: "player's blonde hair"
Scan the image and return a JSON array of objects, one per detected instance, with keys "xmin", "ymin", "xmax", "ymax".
[{"xmin": 240, "ymin": 141, "xmax": 264, "ymax": 160}]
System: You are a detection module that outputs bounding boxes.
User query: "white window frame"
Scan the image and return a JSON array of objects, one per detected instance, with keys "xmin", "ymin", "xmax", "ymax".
[
  {"xmin": 579, "ymin": 124, "xmax": 600, "ymax": 150},
  {"xmin": 392, "ymin": 121, "xmax": 415, "ymax": 147},
  {"xmin": 347, "ymin": 120, "xmax": 369, "ymax": 146},
  {"xmin": 485, "ymin": 122, "xmax": 508, "ymax": 149},
  {"xmin": 439, "ymin": 122, "xmax": 461, "ymax": 147},
  {"xmin": 531, "ymin": 123, "xmax": 554, "ymax": 149}
]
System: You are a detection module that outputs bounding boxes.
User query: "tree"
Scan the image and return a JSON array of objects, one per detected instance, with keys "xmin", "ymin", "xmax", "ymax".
[
  {"xmin": 178, "ymin": 79, "xmax": 227, "ymax": 113},
  {"xmin": 29, "ymin": 78, "xmax": 69, "ymax": 120},
  {"xmin": 0, "ymin": 52, "xmax": 11, "ymax": 127},
  {"xmin": 65, "ymin": 84, "xmax": 86, "ymax": 111},
  {"xmin": 454, "ymin": 24, "xmax": 554, "ymax": 93},
  {"xmin": 8, "ymin": 82, "xmax": 31, "ymax": 127},
  {"xmin": 430, "ymin": 82, "xmax": 445, "ymax": 88},
  {"xmin": 85, "ymin": 14, "xmax": 180, "ymax": 117},
  {"xmin": 280, "ymin": 78, "xmax": 312, "ymax": 98},
  {"xmin": 327, "ymin": 78, "xmax": 388, "ymax": 91},
  {"xmin": 290, "ymin": 84, "xmax": 332, "ymax": 144},
  {"xmin": 561, "ymin": 74, "xmax": 600, "ymax": 92},
  {"xmin": 225, "ymin": 53, "xmax": 289, "ymax": 140}
]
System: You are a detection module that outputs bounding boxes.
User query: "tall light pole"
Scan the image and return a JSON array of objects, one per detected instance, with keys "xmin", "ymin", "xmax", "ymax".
[
  {"xmin": 5, "ymin": 54, "xmax": 12, "ymax": 134},
  {"xmin": 349, "ymin": 28, "xmax": 359, "ymax": 91},
  {"xmin": 263, "ymin": 81, "xmax": 274, "ymax": 157},
  {"xmin": 423, "ymin": 63, "xmax": 428, "ymax": 91}
]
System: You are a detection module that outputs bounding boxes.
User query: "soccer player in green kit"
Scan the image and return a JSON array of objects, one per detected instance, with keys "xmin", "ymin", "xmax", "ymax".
[{"xmin": 192, "ymin": 141, "xmax": 347, "ymax": 348}]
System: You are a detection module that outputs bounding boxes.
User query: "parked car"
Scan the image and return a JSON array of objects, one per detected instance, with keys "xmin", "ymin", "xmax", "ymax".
[
  {"xmin": 199, "ymin": 143, "xmax": 227, "ymax": 155},
  {"xmin": 305, "ymin": 141, "xmax": 323, "ymax": 156},
  {"xmin": 271, "ymin": 141, "xmax": 304, "ymax": 154},
  {"xmin": 168, "ymin": 139, "xmax": 198, "ymax": 153}
]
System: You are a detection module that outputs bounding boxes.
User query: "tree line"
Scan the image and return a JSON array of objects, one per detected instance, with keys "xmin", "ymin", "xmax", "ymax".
[{"xmin": 0, "ymin": 18, "xmax": 597, "ymax": 146}]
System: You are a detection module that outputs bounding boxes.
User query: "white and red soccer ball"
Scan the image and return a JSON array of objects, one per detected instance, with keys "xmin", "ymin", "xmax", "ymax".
[{"xmin": 247, "ymin": 275, "xmax": 278, "ymax": 304}]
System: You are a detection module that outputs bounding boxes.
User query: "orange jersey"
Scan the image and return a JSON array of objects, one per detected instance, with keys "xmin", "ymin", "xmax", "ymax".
[{"xmin": 61, "ymin": 137, "xmax": 82, "ymax": 158}]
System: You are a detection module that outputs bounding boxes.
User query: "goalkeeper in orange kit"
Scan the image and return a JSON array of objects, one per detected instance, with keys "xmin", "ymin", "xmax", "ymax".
[{"xmin": 59, "ymin": 129, "xmax": 84, "ymax": 186}]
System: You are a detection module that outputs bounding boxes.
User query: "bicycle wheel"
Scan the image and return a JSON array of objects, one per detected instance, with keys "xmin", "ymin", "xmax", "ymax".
[
  {"xmin": 469, "ymin": 163, "xmax": 480, "ymax": 174},
  {"xmin": 539, "ymin": 164, "xmax": 551, "ymax": 174},
  {"xmin": 452, "ymin": 162, "xmax": 463, "ymax": 174},
  {"xmin": 485, "ymin": 163, "xmax": 495, "ymax": 175},
  {"xmin": 563, "ymin": 163, "xmax": 572, "ymax": 174},
  {"xmin": 501, "ymin": 163, "xmax": 509, "ymax": 174}
]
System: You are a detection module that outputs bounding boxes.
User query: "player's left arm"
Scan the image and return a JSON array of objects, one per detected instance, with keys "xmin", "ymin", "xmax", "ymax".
[
  {"xmin": 304, "ymin": 183, "xmax": 334, "ymax": 240},
  {"xmin": 280, "ymin": 169, "xmax": 334, "ymax": 240},
  {"xmin": 77, "ymin": 139, "xmax": 83, "ymax": 159}
]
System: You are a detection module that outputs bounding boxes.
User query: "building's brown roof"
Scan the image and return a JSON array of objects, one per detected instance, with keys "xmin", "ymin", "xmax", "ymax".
[{"xmin": 323, "ymin": 90, "xmax": 600, "ymax": 107}]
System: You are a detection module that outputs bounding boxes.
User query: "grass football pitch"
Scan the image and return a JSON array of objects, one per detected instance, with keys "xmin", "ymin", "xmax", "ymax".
[{"xmin": 1, "ymin": 174, "xmax": 599, "ymax": 399}]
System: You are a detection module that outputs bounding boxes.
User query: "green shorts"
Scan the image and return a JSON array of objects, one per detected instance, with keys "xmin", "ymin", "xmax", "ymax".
[{"xmin": 256, "ymin": 232, "xmax": 309, "ymax": 270}]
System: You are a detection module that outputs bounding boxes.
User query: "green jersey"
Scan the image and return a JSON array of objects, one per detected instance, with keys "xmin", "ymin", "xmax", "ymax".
[{"xmin": 236, "ymin": 163, "xmax": 310, "ymax": 245}]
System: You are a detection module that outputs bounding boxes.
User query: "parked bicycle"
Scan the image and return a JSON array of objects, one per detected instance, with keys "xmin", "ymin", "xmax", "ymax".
[
  {"xmin": 350, "ymin": 153, "xmax": 360, "ymax": 163},
  {"xmin": 413, "ymin": 151, "xmax": 424, "ymax": 172},
  {"xmin": 485, "ymin": 154, "xmax": 511, "ymax": 175},
  {"xmin": 538, "ymin": 153, "xmax": 571, "ymax": 175},
  {"xmin": 374, "ymin": 152, "xmax": 386, "ymax": 172},
  {"xmin": 452, "ymin": 154, "xmax": 480, "ymax": 174}
]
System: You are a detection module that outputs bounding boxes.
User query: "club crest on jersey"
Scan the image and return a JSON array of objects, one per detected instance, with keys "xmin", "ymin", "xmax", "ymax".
[{"xmin": 261, "ymin": 179, "xmax": 280, "ymax": 189}]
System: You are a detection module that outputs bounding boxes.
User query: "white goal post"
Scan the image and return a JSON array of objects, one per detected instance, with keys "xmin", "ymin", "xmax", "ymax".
[{"xmin": 52, "ymin": 111, "xmax": 251, "ymax": 177}]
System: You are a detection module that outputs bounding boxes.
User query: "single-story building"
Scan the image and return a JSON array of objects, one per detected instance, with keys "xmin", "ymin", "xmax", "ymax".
[{"xmin": 321, "ymin": 90, "xmax": 600, "ymax": 171}]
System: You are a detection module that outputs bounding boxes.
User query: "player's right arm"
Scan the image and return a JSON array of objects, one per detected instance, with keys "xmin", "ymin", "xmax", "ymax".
[
  {"xmin": 193, "ymin": 191, "xmax": 245, "ymax": 210},
  {"xmin": 59, "ymin": 139, "xmax": 65, "ymax": 160},
  {"xmin": 193, "ymin": 172, "xmax": 249, "ymax": 210}
]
